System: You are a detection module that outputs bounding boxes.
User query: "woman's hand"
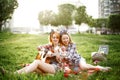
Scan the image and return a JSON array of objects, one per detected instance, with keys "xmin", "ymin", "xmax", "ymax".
[
  {"xmin": 56, "ymin": 53, "xmax": 61, "ymax": 62},
  {"xmin": 37, "ymin": 46, "xmax": 44, "ymax": 51},
  {"xmin": 46, "ymin": 51, "xmax": 52, "ymax": 57}
]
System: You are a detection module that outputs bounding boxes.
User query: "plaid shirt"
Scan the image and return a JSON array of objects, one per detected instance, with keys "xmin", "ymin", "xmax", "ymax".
[
  {"xmin": 65, "ymin": 43, "xmax": 81, "ymax": 66},
  {"xmin": 37, "ymin": 44, "xmax": 53, "ymax": 51},
  {"xmin": 37, "ymin": 44, "xmax": 59, "ymax": 63},
  {"xmin": 37, "ymin": 43, "xmax": 81, "ymax": 68}
]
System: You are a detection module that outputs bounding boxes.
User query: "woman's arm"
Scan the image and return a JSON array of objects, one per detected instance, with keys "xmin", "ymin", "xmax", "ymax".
[{"xmin": 37, "ymin": 44, "xmax": 52, "ymax": 51}]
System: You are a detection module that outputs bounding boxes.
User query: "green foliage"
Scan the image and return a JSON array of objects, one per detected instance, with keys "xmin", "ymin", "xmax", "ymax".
[
  {"xmin": 50, "ymin": 14, "xmax": 60, "ymax": 26},
  {"xmin": 86, "ymin": 16, "xmax": 94, "ymax": 27},
  {"xmin": 38, "ymin": 3, "xmax": 92, "ymax": 29},
  {"xmin": 38, "ymin": 10, "xmax": 59, "ymax": 26},
  {"xmin": 38, "ymin": 3, "xmax": 76, "ymax": 28},
  {"xmin": 0, "ymin": 0, "xmax": 18, "ymax": 31},
  {"xmin": 58, "ymin": 4, "xmax": 75, "ymax": 28},
  {"xmin": 74, "ymin": 6, "xmax": 88, "ymax": 25},
  {"xmin": 95, "ymin": 18, "xmax": 108, "ymax": 28},
  {"xmin": 0, "ymin": 33, "xmax": 120, "ymax": 80},
  {"xmin": 108, "ymin": 14, "xmax": 120, "ymax": 33}
]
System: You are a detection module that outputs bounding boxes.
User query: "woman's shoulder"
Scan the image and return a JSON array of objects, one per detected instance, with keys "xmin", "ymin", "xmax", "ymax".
[
  {"xmin": 37, "ymin": 44, "xmax": 52, "ymax": 49},
  {"xmin": 70, "ymin": 43, "xmax": 76, "ymax": 47},
  {"xmin": 45, "ymin": 44, "xmax": 52, "ymax": 47}
]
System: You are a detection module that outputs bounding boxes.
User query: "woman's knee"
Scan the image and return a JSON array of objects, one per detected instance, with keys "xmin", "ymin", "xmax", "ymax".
[
  {"xmin": 33, "ymin": 60, "xmax": 41, "ymax": 65},
  {"xmin": 79, "ymin": 63, "xmax": 88, "ymax": 70}
]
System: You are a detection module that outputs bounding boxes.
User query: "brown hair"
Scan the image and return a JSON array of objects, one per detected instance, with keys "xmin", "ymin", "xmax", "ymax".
[{"xmin": 60, "ymin": 31, "xmax": 72, "ymax": 46}]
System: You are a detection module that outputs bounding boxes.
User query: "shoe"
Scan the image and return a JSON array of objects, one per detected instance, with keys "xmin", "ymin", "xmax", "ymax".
[{"xmin": 0, "ymin": 67, "xmax": 6, "ymax": 75}]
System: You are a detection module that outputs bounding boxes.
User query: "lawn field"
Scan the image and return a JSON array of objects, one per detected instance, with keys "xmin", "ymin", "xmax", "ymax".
[{"xmin": 0, "ymin": 32, "xmax": 120, "ymax": 80}]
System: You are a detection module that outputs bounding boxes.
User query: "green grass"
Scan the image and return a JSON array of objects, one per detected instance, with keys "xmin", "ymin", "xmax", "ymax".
[{"xmin": 0, "ymin": 32, "xmax": 120, "ymax": 80}]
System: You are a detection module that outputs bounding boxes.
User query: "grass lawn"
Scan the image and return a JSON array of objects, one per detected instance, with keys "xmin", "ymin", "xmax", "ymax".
[{"xmin": 0, "ymin": 32, "xmax": 120, "ymax": 80}]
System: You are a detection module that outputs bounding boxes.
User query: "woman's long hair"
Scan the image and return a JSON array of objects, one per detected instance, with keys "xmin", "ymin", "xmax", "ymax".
[
  {"xmin": 49, "ymin": 30, "xmax": 60, "ymax": 45},
  {"xmin": 59, "ymin": 31, "xmax": 72, "ymax": 46}
]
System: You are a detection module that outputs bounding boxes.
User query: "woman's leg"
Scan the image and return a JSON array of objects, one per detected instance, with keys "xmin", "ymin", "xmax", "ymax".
[
  {"xmin": 15, "ymin": 60, "xmax": 56, "ymax": 74},
  {"xmin": 35, "ymin": 68, "xmax": 44, "ymax": 74},
  {"xmin": 79, "ymin": 58, "xmax": 96, "ymax": 70},
  {"xmin": 15, "ymin": 60, "xmax": 41, "ymax": 74},
  {"xmin": 37, "ymin": 61, "xmax": 56, "ymax": 74},
  {"xmin": 79, "ymin": 57, "xmax": 111, "ymax": 72}
]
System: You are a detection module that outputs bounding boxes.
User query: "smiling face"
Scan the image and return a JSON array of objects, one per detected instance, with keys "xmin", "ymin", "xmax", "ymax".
[
  {"xmin": 61, "ymin": 34, "xmax": 70, "ymax": 46},
  {"xmin": 50, "ymin": 32, "xmax": 60, "ymax": 46},
  {"xmin": 51, "ymin": 34, "xmax": 59, "ymax": 45}
]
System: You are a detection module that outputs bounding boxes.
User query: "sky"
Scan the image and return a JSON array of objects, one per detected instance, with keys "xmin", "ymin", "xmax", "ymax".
[
  {"xmin": 80, "ymin": 0, "xmax": 98, "ymax": 18},
  {"xmin": 13, "ymin": 0, "xmax": 98, "ymax": 28}
]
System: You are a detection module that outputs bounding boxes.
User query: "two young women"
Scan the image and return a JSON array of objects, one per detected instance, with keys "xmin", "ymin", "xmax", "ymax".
[{"xmin": 15, "ymin": 30, "xmax": 111, "ymax": 75}]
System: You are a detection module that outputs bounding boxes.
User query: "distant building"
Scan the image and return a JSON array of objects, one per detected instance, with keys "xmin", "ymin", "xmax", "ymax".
[{"xmin": 99, "ymin": 0, "xmax": 120, "ymax": 18}]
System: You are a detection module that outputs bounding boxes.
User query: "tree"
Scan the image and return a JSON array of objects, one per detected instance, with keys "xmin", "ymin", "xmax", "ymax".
[
  {"xmin": 108, "ymin": 14, "xmax": 120, "ymax": 33},
  {"xmin": 0, "ymin": 0, "xmax": 18, "ymax": 31},
  {"xmin": 87, "ymin": 16, "xmax": 94, "ymax": 27},
  {"xmin": 58, "ymin": 3, "xmax": 75, "ymax": 29},
  {"xmin": 38, "ymin": 10, "xmax": 53, "ymax": 25},
  {"xmin": 38, "ymin": 10, "xmax": 60, "ymax": 27},
  {"xmin": 74, "ymin": 6, "xmax": 88, "ymax": 25},
  {"xmin": 95, "ymin": 18, "xmax": 108, "ymax": 28},
  {"xmin": 50, "ymin": 14, "xmax": 60, "ymax": 26}
]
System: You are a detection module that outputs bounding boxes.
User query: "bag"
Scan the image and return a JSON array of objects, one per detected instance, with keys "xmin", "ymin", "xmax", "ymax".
[{"xmin": 91, "ymin": 52, "xmax": 107, "ymax": 61}]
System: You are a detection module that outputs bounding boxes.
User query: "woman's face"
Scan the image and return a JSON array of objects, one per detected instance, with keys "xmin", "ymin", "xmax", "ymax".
[
  {"xmin": 51, "ymin": 34, "xmax": 59, "ymax": 45},
  {"xmin": 61, "ymin": 34, "xmax": 70, "ymax": 46}
]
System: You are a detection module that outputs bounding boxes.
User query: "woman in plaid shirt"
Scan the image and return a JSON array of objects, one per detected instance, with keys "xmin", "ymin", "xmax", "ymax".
[
  {"xmin": 15, "ymin": 30, "xmax": 61, "ymax": 74},
  {"xmin": 59, "ymin": 31, "xmax": 111, "ymax": 74}
]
